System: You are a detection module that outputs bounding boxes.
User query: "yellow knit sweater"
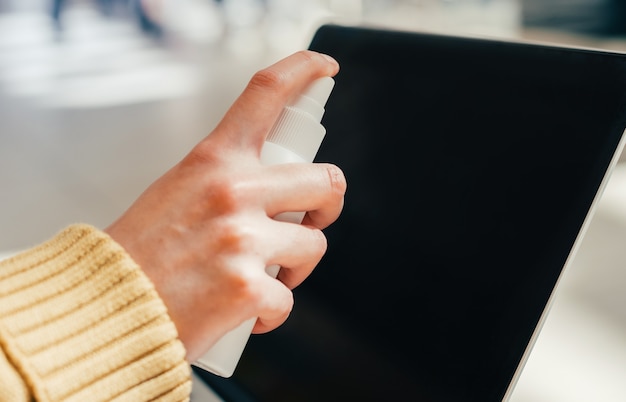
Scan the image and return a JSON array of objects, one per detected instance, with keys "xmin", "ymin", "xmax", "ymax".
[{"xmin": 0, "ymin": 224, "xmax": 192, "ymax": 401}]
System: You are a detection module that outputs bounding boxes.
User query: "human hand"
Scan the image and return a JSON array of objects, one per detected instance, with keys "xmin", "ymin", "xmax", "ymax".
[{"xmin": 104, "ymin": 50, "xmax": 345, "ymax": 361}]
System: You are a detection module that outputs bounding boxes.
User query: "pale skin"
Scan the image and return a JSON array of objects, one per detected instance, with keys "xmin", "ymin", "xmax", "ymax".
[{"xmin": 105, "ymin": 50, "xmax": 345, "ymax": 361}]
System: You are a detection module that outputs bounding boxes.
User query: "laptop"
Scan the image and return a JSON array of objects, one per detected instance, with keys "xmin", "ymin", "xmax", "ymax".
[{"xmin": 193, "ymin": 24, "xmax": 626, "ymax": 401}]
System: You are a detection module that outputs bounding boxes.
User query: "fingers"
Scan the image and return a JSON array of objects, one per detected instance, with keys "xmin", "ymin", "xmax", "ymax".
[
  {"xmin": 223, "ymin": 210, "xmax": 326, "ymax": 303},
  {"xmin": 227, "ymin": 260, "xmax": 295, "ymax": 335},
  {"xmin": 210, "ymin": 50, "xmax": 339, "ymax": 154},
  {"xmin": 253, "ymin": 311, "xmax": 290, "ymax": 335},
  {"xmin": 229, "ymin": 212, "xmax": 327, "ymax": 288},
  {"xmin": 246, "ymin": 255, "xmax": 311, "ymax": 335},
  {"xmin": 301, "ymin": 164, "xmax": 347, "ymax": 230},
  {"xmin": 268, "ymin": 222, "xmax": 328, "ymax": 289},
  {"xmin": 262, "ymin": 162, "xmax": 347, "ymax": 229}
]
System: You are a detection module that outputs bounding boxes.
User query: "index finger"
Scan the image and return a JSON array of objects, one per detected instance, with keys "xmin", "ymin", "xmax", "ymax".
[{"xmin": 211, "ymin": 50, "xmax": 339, "ymax": 154}]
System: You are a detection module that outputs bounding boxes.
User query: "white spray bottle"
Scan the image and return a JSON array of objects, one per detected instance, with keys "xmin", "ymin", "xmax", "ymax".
[{"xmin": 193, "ymin": 76, "xmax": 336, "ymax": 378}]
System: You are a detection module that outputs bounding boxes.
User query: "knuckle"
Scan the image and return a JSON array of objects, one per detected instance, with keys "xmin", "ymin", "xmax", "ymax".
[
  {"xmin": 295, "ymin": 49, "xmax": 317, "ymax": 64},
  {"xmin": 248, "ymin": 68, "xmax": 288, "ymax": 95},
  {"xmin": 223, "ymin": 267, "xmax": 260, "ymax": 310},
  {"xmin": 231, "ymin": 270, "xmax": 259, "ymax": 300},
  {"xmin": 233, "ymin": 271, "xmax": 271, "ymax": 308},
  {"xmin": 247, "ymin": 50, "xmax": 323, "ymax": 94},
  {"xmin": 208, "ymin": 179, "xmax": 245, "ymax": 214},
  {"xmin": 184, "ymin": 141, "xmax": 222, "ymax": 167},
  {"xmin": 214, "ymin": 218, "xmax": 253, "ymax": 254}
]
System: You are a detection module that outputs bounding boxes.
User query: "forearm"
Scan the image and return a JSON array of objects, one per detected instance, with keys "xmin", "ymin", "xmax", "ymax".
[{"xmin": 0, "ymin": 224, "xmax": 191, "ymax": 402}]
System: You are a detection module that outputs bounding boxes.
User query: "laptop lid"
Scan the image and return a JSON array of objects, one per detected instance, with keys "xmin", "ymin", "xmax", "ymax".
[{"xmin": 194, "ymin": 24, "xmax": 626, "ymax": 402}]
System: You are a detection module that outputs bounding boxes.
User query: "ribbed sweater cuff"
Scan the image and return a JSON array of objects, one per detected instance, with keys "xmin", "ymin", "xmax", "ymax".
[{"xmin": 0, "ymin": 224, "xmax": 191, "ymax": 402}]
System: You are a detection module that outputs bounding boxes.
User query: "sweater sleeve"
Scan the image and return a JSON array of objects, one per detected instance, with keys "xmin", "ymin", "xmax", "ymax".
[{"xmin": 0, "ymin": 224, "xmax": 192, "ymax": 402}]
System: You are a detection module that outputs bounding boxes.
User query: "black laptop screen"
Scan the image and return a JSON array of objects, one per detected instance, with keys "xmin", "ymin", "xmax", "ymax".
[{"xmin": 195, "ymin": 25, "xmax": 626, "ymax": 402}]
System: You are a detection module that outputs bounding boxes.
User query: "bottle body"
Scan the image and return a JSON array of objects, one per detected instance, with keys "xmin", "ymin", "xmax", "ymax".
[
  {"xmin": 193, "ymin": 76, "xmax": 335, "ymax": 378},
  {"xmin": 192, "ymin": 142, "xmax": 307, "ymax": 378}
]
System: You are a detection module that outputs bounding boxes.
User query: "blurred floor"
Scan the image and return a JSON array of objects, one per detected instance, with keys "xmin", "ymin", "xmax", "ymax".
[{"xmin": 1, "ymin": 1, "xmax": 626, "ymax": 401}]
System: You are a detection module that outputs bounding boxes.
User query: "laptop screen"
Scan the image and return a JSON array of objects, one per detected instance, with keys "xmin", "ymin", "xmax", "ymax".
[{"xmin": 194, "ymin": 24, "xmax": 626, "ymax": 402}]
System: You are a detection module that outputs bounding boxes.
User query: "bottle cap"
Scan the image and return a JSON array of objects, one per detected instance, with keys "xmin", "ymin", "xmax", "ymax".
[{"xmin": 266, "ymin": 76, "xmax": 335, "ymax": 162}]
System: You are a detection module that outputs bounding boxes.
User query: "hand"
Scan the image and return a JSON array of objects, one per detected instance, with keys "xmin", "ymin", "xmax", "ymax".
[{"xmin": 104, "ymin": 50, "xmax": 345, "ymax": 361}]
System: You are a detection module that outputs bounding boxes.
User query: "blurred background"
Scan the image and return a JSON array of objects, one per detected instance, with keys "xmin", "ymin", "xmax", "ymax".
[{"xmin": 1, "ymin": 1, "xmax": 626, "ymax": 401}]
